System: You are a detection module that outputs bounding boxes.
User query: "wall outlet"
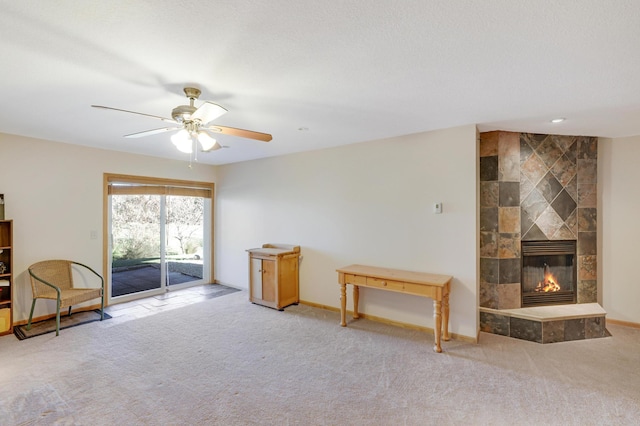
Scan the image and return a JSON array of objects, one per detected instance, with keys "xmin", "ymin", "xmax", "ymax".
[{"xmin": 434, "ymin": 203, "xmax": 443, "ymax": 214}]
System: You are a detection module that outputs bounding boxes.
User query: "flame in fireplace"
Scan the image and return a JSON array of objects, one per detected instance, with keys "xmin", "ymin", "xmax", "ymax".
[{"xmin": 534, "ymin": 263, "xmax": 561, "ymax": 293}]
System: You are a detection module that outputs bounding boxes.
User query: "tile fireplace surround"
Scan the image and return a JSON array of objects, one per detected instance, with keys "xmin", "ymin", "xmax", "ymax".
[{"xmin": 478, "ymin": 131, "xmax": 607, "ymax": 343}]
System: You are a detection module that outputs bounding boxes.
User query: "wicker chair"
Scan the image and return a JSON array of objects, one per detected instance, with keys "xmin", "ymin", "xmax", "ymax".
[{"xmin": 28, "ymin": 260, "xmax": 104, "ymax": 336}]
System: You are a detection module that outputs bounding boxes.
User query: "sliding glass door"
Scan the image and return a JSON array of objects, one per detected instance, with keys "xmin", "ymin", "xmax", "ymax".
[
  {"xmin": 165, "ymin": 195, "xmax": 205, "ymax": 289},
  {"xmin": 111, "ymin": 193, "xmax": 163, "ymax": 297},
  {"xmin": 105, "ymin": 175, "xmax": 213, "ymax": 303}
]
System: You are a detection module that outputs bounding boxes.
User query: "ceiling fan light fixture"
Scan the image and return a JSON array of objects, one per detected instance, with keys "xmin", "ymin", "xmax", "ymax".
[
  {"xmin": 197, "ymin": 131, "xmax": 218, "ymax": 151},
  {"xmin": 171, "ymin": 129, "xmax": 193, "ymax": 153}
]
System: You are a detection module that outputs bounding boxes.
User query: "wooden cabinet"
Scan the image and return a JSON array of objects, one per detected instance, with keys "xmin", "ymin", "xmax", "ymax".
[
  {"xmin": 247, "ymin": 244, "xmax": 300, "ymax": 310},
  {"xmin": 0, "ymin": 220, "xmax": 13, "ymax": 335}
]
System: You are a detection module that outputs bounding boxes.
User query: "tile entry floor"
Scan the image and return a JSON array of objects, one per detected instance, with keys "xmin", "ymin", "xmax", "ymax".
[{"xmin": 104, "ymin": 283, "xmax": 241, "ymax": 325}]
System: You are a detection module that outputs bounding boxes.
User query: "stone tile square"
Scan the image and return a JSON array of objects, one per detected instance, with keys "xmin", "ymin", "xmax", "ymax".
[
  {"xmin": 551, "ymin": 189, "xmax": 577, "ymax": 222},
  {"xmin": 499, "ymin": 132, "xmax": 520, "ymax": 181},
  {"xmin": 480, "ymin": 156, "xmax": 499, "ymax": 181},
  {"xmin": 577, "ymin": 159, "xmax": 597, "ymax": 184},
  {"xmin": 551, "ymin": 153, "xmax": 577, "ymax": 187},
  {"xmin": 499, "ymin": 182, "xmax": 520, "ymax": 206},
  {"xmin": 510, "ymin": 317, "xmax": 542, "ymax": 343},
  {"xmin": 498, "ymin": 157, "xmax": 520, "ymax": 182},
  {"xmin": 564, "ymin": 318, "xmax": 586, "ymax": 341},
  {"xmin": 578, "ymin": 255, "xmax": 597, "ymax": 280},
  {"xmin": 577, "ymin": 232, "xmax": 597, "ymax": 255},
  {"xmin": 577, "ymin": 208, "xmax": 597, "ymax": 232},
  {"xmin": 480, "ymin": 182, "xmax": 499, "ymax": 207},
  {"xmin": 499, "ymin": 258, "xmax": 521, "ymax": 284},
  {"xmin": 480, "ymin": 132, "xmax": 499, "ymax": 157},
  {"xmin": 497, "ymin": 283, "xmax": 521, "ymax": 309},
  {"xmin": 480, "ymin": 258, "xmax": 500, "ymax": 284},
  {"xmin": 577, "ymin": 183, "xmax": 597, "ymax": 207},
  {"xmin": 499, "ymin": 207, "xmax": 520, "ymax": 234},
  {"xmin": 521, "ymin": 153, "xmax": 548, "ymax": 185},
  {"xmin": 499, "ymin": 131, "xmax": 520, "ymax": 153},
  {"xmin": 536, "ymin": 206, "xmax": 564, "ymax": 239},
  {"xmin": 479, "ymin": 282, "xmax": 499, "ymax": 309},
  {"xmin": 480, "ymin": 207, "xmax": 498, "ymax": 232},
  {"xmin": 578, "ymin": 280, "xmax": 598, "ymax": 303},
  {"xmin": 498, "ymin": 233, "xmax": 521, "ymax": 258},
  {"xmin": 521, "ymin": 189, "xmax": 549, "ymax": 223},
  {"xmin": 536, "ymin": 172, "xmax": 563, "ymax": 203},
  {"xmin": 542, "ymin": 320, "xmax": 565, "ymax": 343},
  {"xmin": 585, "ymin": 316, "xmax": 606, "ymax": 339},
  {"xmin": 480, "ymin": 231, "xmax": 498, "ymax": 258},
  {"xmin": 578, "ymin": 137, "xmax": 598, "ymax": 160},
  {"xmin": 480, "ymin": 311, "xmax": 509, "ymax": 335}
]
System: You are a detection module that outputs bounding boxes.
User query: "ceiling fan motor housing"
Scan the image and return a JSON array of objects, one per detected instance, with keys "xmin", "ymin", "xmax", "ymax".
[
  {"xmin": 172, "ymin": 105, "xmax": 197, "ymax": 123},
  {"xmin": 171, "ymin": 87, "xmax": 202, "ymax": 123}
]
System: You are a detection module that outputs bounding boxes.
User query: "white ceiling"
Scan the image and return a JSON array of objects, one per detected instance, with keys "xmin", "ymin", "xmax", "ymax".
[{"xmin": 1, "ymin": 1, "xmax": 639, "ymax": 165}]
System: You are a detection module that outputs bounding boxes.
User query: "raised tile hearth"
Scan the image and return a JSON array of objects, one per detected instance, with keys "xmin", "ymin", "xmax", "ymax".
[{"xmin": 480, "ymin": 303, "xmax": 609, "ymax": 343}]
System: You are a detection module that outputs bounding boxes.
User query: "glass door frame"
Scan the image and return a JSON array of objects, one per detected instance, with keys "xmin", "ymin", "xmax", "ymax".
[{"xmin": 103, "ymin": 173, "xmax": 215, "ymax": 305}]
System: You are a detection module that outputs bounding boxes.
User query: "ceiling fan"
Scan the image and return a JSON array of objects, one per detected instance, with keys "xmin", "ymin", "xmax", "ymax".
[{"xmin": 92, "ymin": 87, "xmax": 272, "ymax": 154}]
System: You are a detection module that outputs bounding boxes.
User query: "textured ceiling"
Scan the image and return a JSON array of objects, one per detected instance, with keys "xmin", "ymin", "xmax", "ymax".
[{"xmin": 1, "ymin": 1, "xmax": 639, "ymax": 165}]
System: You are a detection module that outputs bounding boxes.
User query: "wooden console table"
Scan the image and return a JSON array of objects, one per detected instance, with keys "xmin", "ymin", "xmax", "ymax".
[{"xmin": 336, "ymin": 264, "xmax": 452, "ymax": 353}]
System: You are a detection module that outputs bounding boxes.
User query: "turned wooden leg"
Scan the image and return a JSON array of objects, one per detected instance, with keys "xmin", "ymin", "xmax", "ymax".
[
  {"xmin": 442, "ymin": 291, "xmax": 450, "ymax": 341},
  {"xmin": 353, "ymin": 285, "xmax": 360, "ymax": 319},
  {"xmin": 340, "ymin": 283, "xmax": 347, "ymax": 327},
  {"xmin": 433, "ymin": 299, "xmax": 442, "ymax": 353}
]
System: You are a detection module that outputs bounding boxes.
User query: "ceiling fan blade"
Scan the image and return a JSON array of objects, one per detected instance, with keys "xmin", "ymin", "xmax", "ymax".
[
  {"xmin": 205, "ymin": 125, "xmax": 272, "ymax": 142},
  {"xmin": 124, "ymin": 127, "xmax": 180, "ymax": 138},
  {"xmin": 191, "ymin": 101, "xmax": 227, "ymax": 124},
  {"xmin": 91, "ymin": 105, "xmax": 176, "ymax": 123}
]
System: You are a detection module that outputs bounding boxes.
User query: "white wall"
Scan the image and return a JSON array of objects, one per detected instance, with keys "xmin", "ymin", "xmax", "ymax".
[
  {"xmin": 0, "ymin": 133, "xmax": 216, "ymax": 322},
  {"xmin": 600, "ymin": 136, "xmax": 640, "ymax": 324},
  {"xmin": 215, "ymin": 125, "xmax": 479, "ymax": 339}
]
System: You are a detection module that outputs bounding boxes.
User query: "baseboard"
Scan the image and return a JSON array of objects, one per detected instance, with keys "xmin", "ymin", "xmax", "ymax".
[
  {"xmin": 299, "ymin": 299, "xmax": 477, "ymax": 343},
  {"xmin": 607, "ymin": 318, "xmax": 640, "ymax": 329},
  {"xmin": 212, "ymin": 279, "xmax": 246, "ymax": 291}
]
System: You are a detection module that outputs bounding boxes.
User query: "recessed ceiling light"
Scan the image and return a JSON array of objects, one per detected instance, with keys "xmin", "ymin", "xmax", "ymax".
[{"xmin": 550, "ymin": 117, "xmax": 565, "ymax": 123}]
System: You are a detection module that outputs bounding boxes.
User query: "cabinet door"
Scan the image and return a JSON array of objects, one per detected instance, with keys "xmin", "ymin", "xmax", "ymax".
[
  {"xmin": 261, "ymin": 259, "xmax": 276, "ymax": 303},
  {"xmin": 250, "ymin": 258, "xmax": 263, "ymax": 300}
]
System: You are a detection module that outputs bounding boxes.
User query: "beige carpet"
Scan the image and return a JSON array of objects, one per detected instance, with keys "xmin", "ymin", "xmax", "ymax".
[{"xmin": 0, "ymin": 289, "xmax": 639, "ymax": 425}]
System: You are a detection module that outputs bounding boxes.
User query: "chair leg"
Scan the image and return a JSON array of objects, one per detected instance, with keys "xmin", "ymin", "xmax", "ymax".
[
  {"xmin": 56, "ymin": 301, "xmax": 61, "ymax": 336},
  {"xmin": 68, "ymin": 306, "xmax": 72, "ymax": 317},
  {"xmin": 26, "ymin": 299, "xmax": 37, "ymax": 330},
  {"xmin": 100, "ymin": 291, "xmax": 104, "ymax": 321}
]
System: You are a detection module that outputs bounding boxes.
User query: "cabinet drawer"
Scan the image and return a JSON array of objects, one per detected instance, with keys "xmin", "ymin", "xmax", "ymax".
[
  {"xmin": 344, "ymin": 274, "xmax": 366, "ymax": 285},
  {"xmin": 366, "ymin": 277, "xmax": 405, "ymax": 291}
]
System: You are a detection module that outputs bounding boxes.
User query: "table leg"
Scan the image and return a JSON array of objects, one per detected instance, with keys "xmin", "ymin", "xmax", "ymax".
[
  {"xmin": 433, "ymin": 299, "xmax": 442, "ymax": 353},
  {"xmin": 442, "ymin": 291, "xmax": 450, "ymax": 341},
  {"xmin": 340, "ymin": 283, "xmax": 347, "ymax": 327},
  {"xmin": 353, "ymin": 285, "xmax": 360, "ymax": 319}
]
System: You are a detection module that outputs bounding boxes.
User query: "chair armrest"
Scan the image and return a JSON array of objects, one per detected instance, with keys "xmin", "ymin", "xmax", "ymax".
[{"xmin": 70, "ymin": 261, "xmax": 105, "ymax": 291}]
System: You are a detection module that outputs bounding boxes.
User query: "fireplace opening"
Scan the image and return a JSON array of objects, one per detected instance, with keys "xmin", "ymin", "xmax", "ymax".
[{"xmin": 521, "ymin": 240, "xmax": 577, "ymax": 307}]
